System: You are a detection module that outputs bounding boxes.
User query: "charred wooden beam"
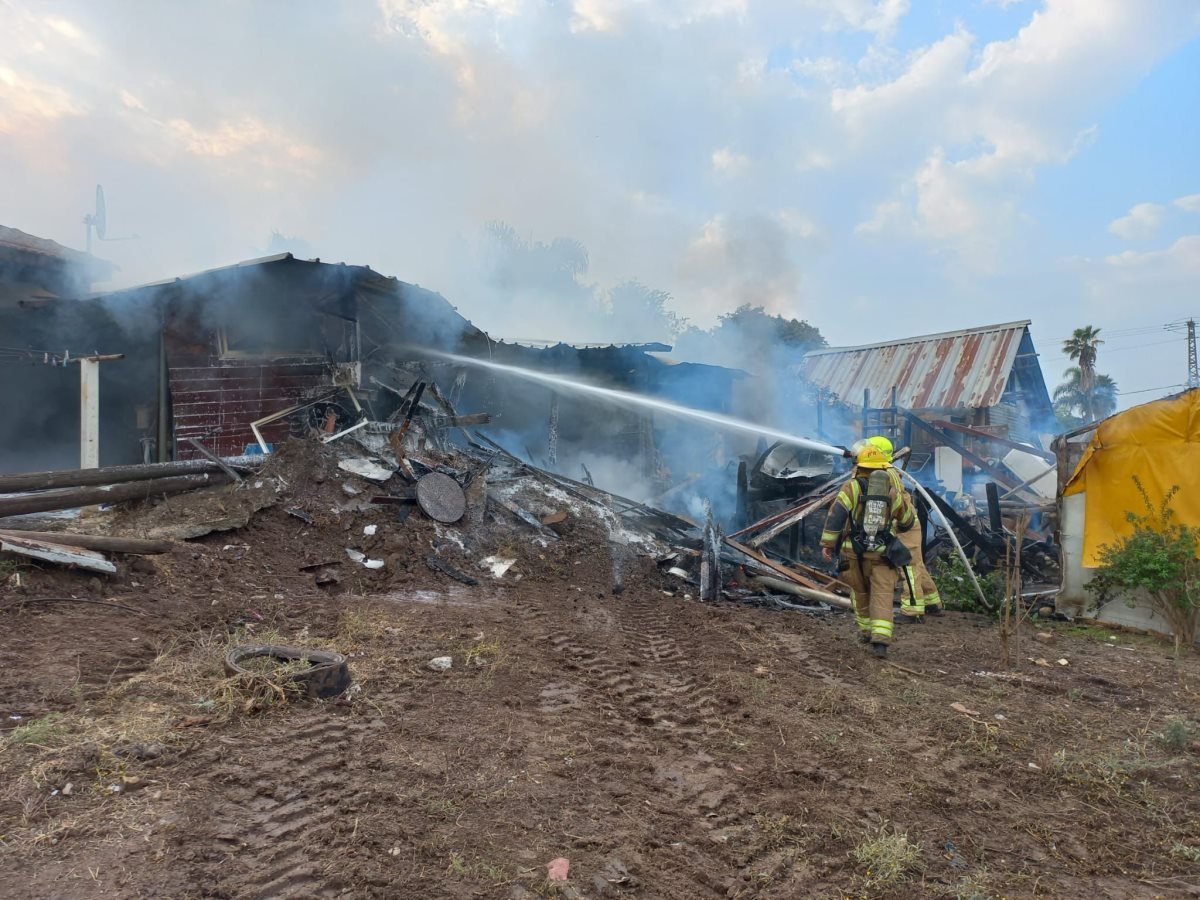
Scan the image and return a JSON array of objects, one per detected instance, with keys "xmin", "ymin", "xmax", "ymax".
[
  {"xmin": 0, "ymin": 473, "xmax": 232, "ymax": 519},
  {"xmin": 899, "ymin": 411, "xmax": 1022, "ymax": 491},
  {"xmin": 929, "ymin": 420, "xmax": 1056, "ymax": 463},
  {"xmin": 0, "ymin": 458, "xmax": 259, "ymax": 494}
]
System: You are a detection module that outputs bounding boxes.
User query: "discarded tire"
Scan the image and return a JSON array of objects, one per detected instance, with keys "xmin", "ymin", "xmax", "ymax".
[{"xmin": 223, "ymin": 645, "xmax": 352, "ymax": 700}]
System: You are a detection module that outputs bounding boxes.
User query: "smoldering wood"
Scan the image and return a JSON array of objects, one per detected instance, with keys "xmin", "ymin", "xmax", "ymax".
[
  {"xmin": 0, "ymin": 458, "xmax": 260, "ymax": 493},
  {"xmin": 488, "ymin": 492, "xmax": 559, "ymax": 539},
  {"xmin": 0, "ymin": 473, "xmax": 232, "ymax": 519},
  {"xmin": 0, "ymin": 530, "xmax": 173, "ymax": 555}
]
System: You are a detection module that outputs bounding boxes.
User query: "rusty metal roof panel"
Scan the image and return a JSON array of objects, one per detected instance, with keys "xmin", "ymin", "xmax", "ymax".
[{"xmin": 798, "ymin": 320, "xmax": 1031, "ymax": 410}]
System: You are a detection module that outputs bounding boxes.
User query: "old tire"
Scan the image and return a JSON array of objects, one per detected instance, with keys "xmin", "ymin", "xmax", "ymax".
[{"xmin": 223, "ymin": 644, "xmax": 351, "ymax": 700}]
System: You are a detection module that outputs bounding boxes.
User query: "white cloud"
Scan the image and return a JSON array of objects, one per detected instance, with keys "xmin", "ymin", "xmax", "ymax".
[
  {"xmin": 855, "ymin": 200, "xmax": 905, "ymax": 234},
  {"xmin": 711, "ymin": 147, "xmax": 749, "ymax": 175},
  {"xmin": 1104, "ymin": 233, "xmax": 1200, "ymax": 271},
  {"xmin": 0, "ymin": 67, "xmax": 83, "ymax": 132},
  {"xmin": 1175, "ymin": 193, "xmax": 1200, "ymax": 213},
  {"xmin": 377, "ymin": 0, "xmax": 526, "ymax": 53},
  {"xmin": 569, "ymin": 0, "xmax": 746, "ymax": 34},
  {"xmin": 836, "ymin": 0, "xmax": 1199, "ymax": 264},
  {"xmin": 1108, "ymin": 202, "xmax": 1167, "ymax": 240}
]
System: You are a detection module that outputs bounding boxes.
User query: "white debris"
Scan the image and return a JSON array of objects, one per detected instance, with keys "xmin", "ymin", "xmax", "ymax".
[
  {"xmin": 427, "ymin": 656, "xmax": 453, "ymax": 671},
  {"xmin": 338, "ymin": 458, "xmax": 395, "ymax": 482},
  {"xmin": 342, "ymin": 482, "xmax": 362, "ymax": 496},
  {"xmin": 363, "ymin": 524, "xmax": 378, "ymax": 536},
  {"xmin": 480, "ymin": 556, "xmax": 516, "ymax": 578},
  {"xmin": 346, "ymin": 548, "xmax": 385, "ymax": 569},
  {"xmin": 667, "ymin": 567, "xmax": 691, "ymax": 580}
]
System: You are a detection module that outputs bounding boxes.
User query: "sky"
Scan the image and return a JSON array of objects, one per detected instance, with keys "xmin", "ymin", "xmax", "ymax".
[{"xmin": 1, "ymin": 0, "xmax": 1198, "ymax": 407}]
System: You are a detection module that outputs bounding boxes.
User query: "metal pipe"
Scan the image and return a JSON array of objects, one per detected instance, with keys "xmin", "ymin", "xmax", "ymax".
[{"xmin": 895, "ymin": 467, "xmax": 992, "ymax": 611}]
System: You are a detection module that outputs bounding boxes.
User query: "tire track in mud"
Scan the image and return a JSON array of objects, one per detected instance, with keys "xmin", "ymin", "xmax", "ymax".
[
  {"xmin": 531, "ymin": 593, "xmax": 744, "ymax": 895},
  {"xmin": 201, "ymin": 712, "xmax": 386, "ymax": 899}
]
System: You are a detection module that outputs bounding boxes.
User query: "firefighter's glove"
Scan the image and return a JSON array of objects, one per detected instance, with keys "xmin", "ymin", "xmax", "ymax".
[{"xmin": 822, "ymin": 547, "xmax": 833, "ymax": 562}]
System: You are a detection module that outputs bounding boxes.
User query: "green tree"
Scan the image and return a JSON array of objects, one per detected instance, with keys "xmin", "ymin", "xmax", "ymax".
[
  {"xmin": 1053, "ymin": 367, "xmax": 1118, "ymax": 427},
  {"xmin": 1062, "ymin": 326, "xmax": 1104, "ymax": 395},
  {"xmin": 1087, "ymin": 478, "xmax": 1199, "ymax": 657}
]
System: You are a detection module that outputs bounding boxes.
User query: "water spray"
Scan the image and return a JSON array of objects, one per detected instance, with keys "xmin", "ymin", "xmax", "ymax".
[
  {"xmin": 426, "ymin": 349, "xmax": 990, "ymax": 609},
  {"xmin": 423, "ymin": 350, "xmax": 848, "ymax": 458}
]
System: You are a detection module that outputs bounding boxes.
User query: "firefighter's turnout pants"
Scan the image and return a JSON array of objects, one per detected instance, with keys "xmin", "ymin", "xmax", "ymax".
[
  {"xmin": 841, "ymin": 549, "xmax": 897, "ymax": 645},
  {"xmin": 898, "ymin": 524, "xmax": 942, "ymax": 617}
]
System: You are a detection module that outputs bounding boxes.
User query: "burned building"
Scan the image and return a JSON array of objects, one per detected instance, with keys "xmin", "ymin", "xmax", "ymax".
[
  {"xmin": 796, "ymin": 320, "xmax": 1055, "ymax": 499},
  {"xmin": 0, "ymin": 225, "xmax": 115, "ymax": 308},
  {"xmin": 2, "ymin": 253, "xmax": 744, "ymax": 515},
  {"xmin": 0, "ymin": 226, "xmax": 119, "ymax": 471}
]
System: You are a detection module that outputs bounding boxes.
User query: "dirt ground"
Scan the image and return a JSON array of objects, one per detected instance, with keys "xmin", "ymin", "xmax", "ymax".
[{"xmin": 2, "ymin": 445, "xmax": 1198, "ymax": 899}]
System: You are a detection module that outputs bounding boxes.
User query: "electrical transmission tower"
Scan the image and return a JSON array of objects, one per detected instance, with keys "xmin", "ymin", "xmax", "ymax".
[{"xmin": 1166, "ymin": 319, "xmax": 1199, "ymax": 389}]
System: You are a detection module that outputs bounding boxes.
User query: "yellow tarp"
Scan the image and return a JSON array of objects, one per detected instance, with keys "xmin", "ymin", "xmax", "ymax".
[{"xmin": 1064, "ymin": 388, "xmax": 1200, "ymax": 566}]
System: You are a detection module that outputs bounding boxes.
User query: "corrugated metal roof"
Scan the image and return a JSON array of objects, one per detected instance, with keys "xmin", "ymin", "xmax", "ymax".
[{"xmin": 798, "ymin": 320, "xmax": 1032, "ymax": 410}]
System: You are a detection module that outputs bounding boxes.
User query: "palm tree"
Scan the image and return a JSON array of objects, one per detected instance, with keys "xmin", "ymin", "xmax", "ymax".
[
  {"xmin": 1054, "ymin": 367, "xmax": 1118, "ymax": 426},
  {"xmin": 1062, "ymin": 326, "xmax": 1104, "ymax": 396}
]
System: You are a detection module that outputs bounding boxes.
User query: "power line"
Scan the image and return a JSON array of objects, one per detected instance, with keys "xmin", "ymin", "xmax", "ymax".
[
  {"xmin": 1117, "ymin": 383, "xmax": 1186, "ymax": 396},
  {"xmin": 1043, "ymin": 336, "xmax": 1186, "ymax": 362}
]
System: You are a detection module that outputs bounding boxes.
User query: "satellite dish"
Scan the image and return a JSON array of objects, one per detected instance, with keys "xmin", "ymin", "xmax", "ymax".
[
  {"xmin": 82, "ymin": 184, "xmax": 136, "ymax": 253},
  {"xmin": 94, "ymin": 185, "xmax": 107, "ymax": 241}
]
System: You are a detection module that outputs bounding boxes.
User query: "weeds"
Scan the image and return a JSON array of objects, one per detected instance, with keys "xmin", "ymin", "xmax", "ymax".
[
  {"xmin": 1156, "ymin": 718, "xmax": 1193, "ymax": 753},
  {"xmin": 955, "ymin": 869, "xmax": 998, "ymax": 900},
  {"xmin": 5, "ymin": 713, "xmax": 69, "ymax": 749},
  {"xmin": 445, "ymin": 851, "xmax": 512, "ymax": 885},
  {"xmin": 1172, "ymin": 842, "xmax": 1200, "ymax": 864},
  {"xmin": 754, "ymin": 812, "xmax": 802, "ymax": 850},
  {"xmin": 852, "ymin": 823, "xmax": 921, "ymax": 888}
]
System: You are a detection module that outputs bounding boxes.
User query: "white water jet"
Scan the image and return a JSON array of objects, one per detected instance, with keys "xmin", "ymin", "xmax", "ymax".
[{"xmin": 425, "ymin": 350, "xmax": 847, "ymax": 458}]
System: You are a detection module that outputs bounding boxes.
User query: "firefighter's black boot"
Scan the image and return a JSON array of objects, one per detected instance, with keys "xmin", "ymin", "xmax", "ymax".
[{"xmin": 870, "ymin": 642, "xmax": 888, "ymax": 659}]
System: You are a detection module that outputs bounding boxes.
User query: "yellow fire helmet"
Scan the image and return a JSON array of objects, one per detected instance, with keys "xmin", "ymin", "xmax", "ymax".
[
  {"xmin": 866, "ymin": 435, "xmax": 894, "ymax": 462},
  {"xmin": 856, "ymin": 443, "xmax": 891, "ymax": 470}
]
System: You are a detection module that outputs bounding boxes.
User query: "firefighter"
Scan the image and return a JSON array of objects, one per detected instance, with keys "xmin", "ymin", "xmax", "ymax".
[
  {"xmin": 820, "ymin": 443, "xmax": 917, "ymax": 659},
  {"xmin": 864, "ymin": 436, "xmax": 944, "ymax": 620}
]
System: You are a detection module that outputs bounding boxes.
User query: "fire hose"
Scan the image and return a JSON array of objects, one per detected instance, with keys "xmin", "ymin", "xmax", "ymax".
[{"xmin": 894, "ymin": 467, "xmax": 992, "ymax": 611}]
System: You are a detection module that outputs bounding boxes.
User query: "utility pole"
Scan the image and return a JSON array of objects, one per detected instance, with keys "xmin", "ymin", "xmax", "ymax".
[
  {"xmin": 1187, "ymin": 319, "xmax": 1198, "ymax": 390},
  {"xmin": 1165, "ymin": 319, "xmax": 1199, "ymax": 390}
]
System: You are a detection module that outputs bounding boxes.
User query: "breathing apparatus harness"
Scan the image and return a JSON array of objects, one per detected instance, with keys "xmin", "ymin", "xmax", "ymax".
[{"xmin": 849, "ymin": 469, "xmax": 912, "ymax": 569}]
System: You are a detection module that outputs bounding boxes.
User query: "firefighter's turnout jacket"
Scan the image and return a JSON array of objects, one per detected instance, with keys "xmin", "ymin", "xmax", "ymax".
[
  {"xmin": 881, "ymin": 468, "xmax": 944, "ymax": 616},
  {"xmin": 820, "ymin": 471, "xmax": 917, "ymax": 645}
]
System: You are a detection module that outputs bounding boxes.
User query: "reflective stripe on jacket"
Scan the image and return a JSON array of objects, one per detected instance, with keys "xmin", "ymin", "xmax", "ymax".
[{"xmin": 820, "ymin": 471, "xmax": 916, "ymax": 550}]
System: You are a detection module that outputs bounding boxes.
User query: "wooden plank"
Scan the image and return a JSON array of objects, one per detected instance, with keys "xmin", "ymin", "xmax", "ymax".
[{"xmin": 1, "ymin": 536, "xmax": 117, "ymax": 574}]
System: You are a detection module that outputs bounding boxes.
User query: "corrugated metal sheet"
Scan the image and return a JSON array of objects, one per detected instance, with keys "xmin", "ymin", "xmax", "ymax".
[{"xmin": 798, "ymin": 321, "xmax": 1031, "ymax": 411}]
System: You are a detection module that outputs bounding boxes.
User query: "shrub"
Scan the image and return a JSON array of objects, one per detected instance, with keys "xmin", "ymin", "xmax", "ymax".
[
  {"xmin": 932, "ymin": 554, "xmax": 1003, "ymax": 615},
  {"xmin": 1087, "ymin": 479, "xmax": 1199, "ymax": 658}
]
